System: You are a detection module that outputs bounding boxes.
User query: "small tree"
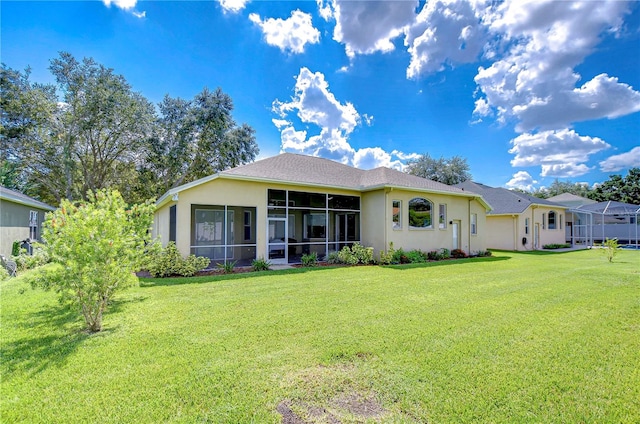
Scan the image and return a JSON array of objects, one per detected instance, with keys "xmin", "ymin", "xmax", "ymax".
[
  {"xmin": 602, "ymin": 238, "xmax": 619, "ymax": 263},
  {"xmin": 39, "ymin": 189, "xmax": 154, "ymax": 332}
]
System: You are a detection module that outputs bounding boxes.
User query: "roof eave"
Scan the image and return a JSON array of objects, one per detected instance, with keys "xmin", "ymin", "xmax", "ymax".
[
  {"xmin": 362, "ymin": 184, "xmax": 492, "ymax": 211},
  {"xmin": 0, "ymin": 193, "xmax": 56, "ymax": 211}
]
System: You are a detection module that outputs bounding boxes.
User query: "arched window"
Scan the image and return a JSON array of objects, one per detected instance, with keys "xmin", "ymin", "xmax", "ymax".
[
  {"xmin": 548, "ymin": 211, "xmax": 556, "ymax": 230},
  {"xmin": 408, "ymin": 197, "xmax": 433, "ymax": 229}
]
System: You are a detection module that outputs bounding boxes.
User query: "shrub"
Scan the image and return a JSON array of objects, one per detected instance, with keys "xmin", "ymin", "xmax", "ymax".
[
  {"xmin": 474, "ymin": 250, "xmax": 492, "ymax": 257},
  {"xmin": 391, "ymin": 248, "xmax": 408, "ymax": 264},
  {"xmin": 37, "ymin": 189, "xmax": 155, "ymax": 332},
  {"xmin": 427, "ymin": 248, "xmax": 452, "ymax": 261},
  {"xmin": 147, "ymin": 242, "xmax": 211, "ymax": 278},
  {"xmin": 404, "ymin": 249, "xmax": 428, "ymax": 263},
  {"xmin": 336, "ymin": 243, "xmax": 374, "ymax": 265},
  {"xmin": 543, "ymin": 243, "xmax": 570, "ymax": 249},
  {"xmin": 217, "ymin": 260, "xmax": 237, "ymax": 274},
  {"xmin": 451, "ymin": 249, "xmax": 467, "ymax": 259},
  {"xmin": 11, "ymin": 240, "xmax": 21, "ymax": 257},
  {"xmin": 338, "ymin": 246, "xmax": 359, "ymax": 265},
  {"xmin": 351, "ymin": 243, "xmax": 374, "ymax": 264},
  {"xmin": 252, "ymin": 258, "xmax": 271, "ymax": 271},
  {"xmin": 602, "ymin": 238, "xmax": 619, "ymax": 263},
  {"xmin": 12, "ymin": 245, "xmax": 50, "ymax": 271},
  {"xmin": 379, "ymin": 242, "xmax": 395, "ymax": 265},
  {"xmin": 0, "ymin": 266, "xmax": 9, "ymax": 281},
  {"xmin": 301, "ymin": 252, "xmax": 318, "ymax": 267},
  {"xmin": 326, "ymin": 251, "xmax": 340, "ymax": 264}
]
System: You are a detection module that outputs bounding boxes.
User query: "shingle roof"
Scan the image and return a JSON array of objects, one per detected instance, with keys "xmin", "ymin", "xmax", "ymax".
[
  {"xmin": 547, "ymin": 193, "xmax": 596, "ymax": 207},
  {"xmin": 455, "ymin": 181, "xmax": 564, "ymax": 215},
  {"xmin": 224, "ymin": 153, "xmax": 469, "ymax": 194},
  {"xmin": 0, "ymin": 186, "xmax": 56, "ymax": 211},
  {"xmin": 157, "ymin": 153, "xmax": 489, "ymax": 208}
]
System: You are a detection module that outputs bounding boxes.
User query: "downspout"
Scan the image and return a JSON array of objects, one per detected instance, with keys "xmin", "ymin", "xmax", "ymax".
[
  {"xmin": 513, "ymin": 214, "xmax": 517, "ymax": 251},
  {"xmin": 531, "ymin": 205, "xmax": 536, "ymax": 250},
  {"xmin": 468, "ymin": 198, "xmax": 472, "ymax": 254},
  {"xmin": 384, "ymin": 188, "xmax": 389, "ymax": 252}
]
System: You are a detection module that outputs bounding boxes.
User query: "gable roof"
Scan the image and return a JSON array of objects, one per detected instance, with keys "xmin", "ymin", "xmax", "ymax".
[
  {"xmin": 157, "ymin": 153, "xmax": 491, "ymax": 209},
  {"xmin": 547, "ymin": 193, "xmax": 596, "ymax": 208},
  {"xmin": 455, "ymin": 181, "xmax": 564, "ymax": 215},
  {"xmin": 0, "ymin": 186, "xmax": 56, "ymax": 211}
]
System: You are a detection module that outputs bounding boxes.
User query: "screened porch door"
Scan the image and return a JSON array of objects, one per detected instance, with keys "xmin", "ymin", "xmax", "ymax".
[
  {"xmin": 335, "ymin": 213, "xmax": 357, "ymax": 251},
  {"xmin": 267, "ymin": 217, "xmax": 287, "ymax": 264}
]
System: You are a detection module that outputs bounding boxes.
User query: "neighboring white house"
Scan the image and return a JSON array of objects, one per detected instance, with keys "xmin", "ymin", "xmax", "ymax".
[
  {"xmin": 153, "ymin": 153, "xmax": 492, "ymax": 265},
  {"xmin": 456, "ymin": 181, "xmax": 568, "ymax": 251},
  {"xmin": 0, "ymin": 186, "xmax": 56, "ymax": 256},
  {"xmin": 548, "ymin": 195, "xmax": 640, "ymax": 246}
]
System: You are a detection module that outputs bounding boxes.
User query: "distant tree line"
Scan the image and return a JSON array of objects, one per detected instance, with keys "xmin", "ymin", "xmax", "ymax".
[
  {"xmin": 513, "ymin": 168, "xmax": 640, "ymax": 205},
  {"xmin": 405, "ymin": 152, "xmax": 638, "ymax": 205},
  {"xmin": 1, "ymin": 52, "xmax": 258, "ymax": 205}
]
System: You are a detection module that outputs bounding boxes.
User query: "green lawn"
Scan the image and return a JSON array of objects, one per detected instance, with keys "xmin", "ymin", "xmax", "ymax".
[{"xmin": 2, "ymin": 250, "xmax": 639, "ymax": 423}]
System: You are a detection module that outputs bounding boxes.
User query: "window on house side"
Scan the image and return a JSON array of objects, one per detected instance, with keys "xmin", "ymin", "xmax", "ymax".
[
  {"xmin": 408, "ymin": 198, "xmax": 433, "ymax": 229},
  {"xmin": 471, "ymin": 213, "xmax": 477, "ymax": 235},
  {"xmin": 439, "ymin": 204, "xmax": 447, "ymax": 229},
  {"xmin": 244, "ymin": 210, "xmax": 252, "ymax": 241},
  {"xmin": 392, "ymin": 200, "xmax": 401, "ymax": 229},
  {"xmin": 548, "ymin": 211, "xmax": 556, "ymax": 230},
  {"xmin": 29, "ymin": 211, "xmax": 38, "ymax": 240},
  {"xmin": 542, "ymin": 213, "xmax": 546, "ymax": 230},
  {"xmin": 525, "ymin": 217, "xmax": 529, "ymax": 235}
]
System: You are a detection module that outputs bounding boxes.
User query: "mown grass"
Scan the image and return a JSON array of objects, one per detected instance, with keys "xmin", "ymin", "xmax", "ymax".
[{"xmin": 1, "ymin": 250, "xmax": 639, "ymax": 423}]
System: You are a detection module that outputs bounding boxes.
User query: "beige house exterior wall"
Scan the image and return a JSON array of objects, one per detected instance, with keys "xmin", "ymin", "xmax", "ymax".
[
  {"xmin": 365, "ymin": 188, "xmax": 487, "ymax": 256},
  {"xmin": 0, "ymin": 200, "xmax": 49, "ymax": 256},
  {"xmin": 486, "ymin": 215, "xmax": 517, "ymax": 250},
  {"xmin": 484, "ymin": 206, "xmax": 566, "ymax": 251},
  {"xmin": 154, "ymin": 176, "xmax": 490, "ymax": 261}
]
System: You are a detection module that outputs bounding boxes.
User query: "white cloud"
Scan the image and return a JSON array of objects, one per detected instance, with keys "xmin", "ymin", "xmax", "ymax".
[
  {"xmin": 540, "ymin": 163, "xmax": 592, "ymax": 178},
  {"xmin": 599, "ymin": 146, "xmax": 640, "ymax": 172},
  {"xmin": 102, "ymin": 0, "xmax": 145, "ymax": 17},
  {"xmin": 332, "ymin": 0, "xmax": 418, "ymax": 58},
  {"xmin": 250, "ymin": 10, "xmax": 320, "ymax": 54},
  {"xmin": 405, "ymin": 0, "xmax": 488, "ymax": 78},
  {"xmin": 103, "ymin": 0, "xmax": 136, "ymax": 10},
  {"xmin": 353, "ymin": 147, "xmax": 404, "ymax": 170},
  {"xmin": 218, "ymin": 0, "xmax": 249, "ymax": 14},
  {"xmin": 506, "ymin": 171, "xmax": 537, "ymax": 191},
  {"xmin": 508, "ymin": 129, "xmax": 610, "ymax": 177},
  {"xmin": 272, "ymin": 67, "xmax": 419, "ymax": 169},
  {"xmin": 316, "ymin": 0, "xmax": 334, "ymax": 21},
  {"xmin": 473, "ymin": 0, "xmax": 639, "ymax": 132}
]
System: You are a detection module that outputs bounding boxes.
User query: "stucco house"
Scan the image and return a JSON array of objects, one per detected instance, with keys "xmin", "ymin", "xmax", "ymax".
[
  {"xmin": 456, "ymin": 181, "xmax": 568, "ymax": 250},
  {"xmin": 0, "ymin": 186, "xmax": 56, "ymax": 256},
  {"xmin": 153, "ymin": 153, "xmax": 491, "ymax": 266}
]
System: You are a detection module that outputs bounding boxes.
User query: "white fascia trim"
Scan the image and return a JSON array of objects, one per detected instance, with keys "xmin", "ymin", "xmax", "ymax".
[{"xmin": 0, "ymin": 194, "xmax": 56, "ymax": 211}]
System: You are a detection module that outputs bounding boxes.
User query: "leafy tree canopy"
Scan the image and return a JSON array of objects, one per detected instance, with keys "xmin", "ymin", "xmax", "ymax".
[
  {"xmin": 1, "ymin": 52, "xmax": 258, "ymax": 204},
  {"xmin": 34, "ymin": 189, "xmax": 155, "ymax": 332},
  {"xmin": 405, "ymin": 153, "xmax": 471, "ymax": 185}
]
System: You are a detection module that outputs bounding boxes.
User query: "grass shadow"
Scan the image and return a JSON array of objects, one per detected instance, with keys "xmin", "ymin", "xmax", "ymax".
[
  {"xmin": 139, "ymin": 266, "xmax": 345, "ymax": 287},
  {"xmin": 3, "ymin": 295, "xmax": 147, "ymax": 380},
  {"xmin": 2, "ymin": 303, "xmax": 87, "ymax": 379},
  {"xmin": 382, "ymin": 255, "xmax": 511, "ymax": 271},
  {"xmin": 140, "ymin": 257, "xmax": 512, "ymax": 286}
]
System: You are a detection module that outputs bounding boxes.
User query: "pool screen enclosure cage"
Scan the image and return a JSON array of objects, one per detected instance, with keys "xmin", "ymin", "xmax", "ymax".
[{"xmin": 567, "ymin": 200, "xmax": 640, "ymax": 247}]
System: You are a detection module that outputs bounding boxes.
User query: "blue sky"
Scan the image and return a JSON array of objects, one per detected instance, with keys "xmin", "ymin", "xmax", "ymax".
[{"xmin": 2, "ymin": 0, "xmax": 639, "ymax": 190}]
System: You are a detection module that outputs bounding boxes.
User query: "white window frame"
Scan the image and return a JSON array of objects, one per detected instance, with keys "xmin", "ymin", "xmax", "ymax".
[
  {"xmin": 29, "ymin": 210, "xmax": 38, "ymax": 240},
  {"xmin": 439, "ymin": 204, "xmax": 447, "ymax": 229},
  {"xmin": 392, "ymin": 200, "xmax": 402, "ymax": 230},
  {"xmin": 471, "ymin": 213, "xmax": 477, "ymax": 235}
]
